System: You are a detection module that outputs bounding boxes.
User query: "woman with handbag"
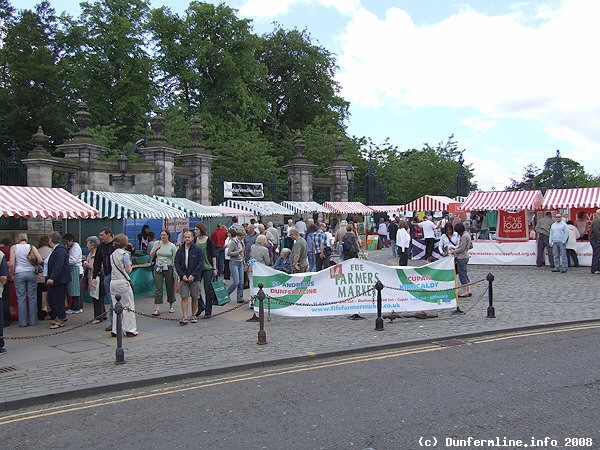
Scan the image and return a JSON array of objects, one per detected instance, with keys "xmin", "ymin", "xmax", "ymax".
[
  {"xmin": 226, "ymin": 229, "xmax": 245, "ymax": 303},
  {"xmin": 83, "ymin": 236, "xmax": 105, "ymax": 324},
  {"xmin": 149, "ymin": 229, "xmax": 177, "ymax": 316},
  {"xmin": 194, "ymin": 222, "xmax": 218, "ymax": 319},
  {"xmin": 10, "ymin": 233, "xmax": 42, "ymax": 327},
  {"xmin": 109, "ymin": 234, "xmax": 137, "ymax": 337},
  {"xmin": 449, "ymin": 223, "xmax": 472, "ymax": 298}
]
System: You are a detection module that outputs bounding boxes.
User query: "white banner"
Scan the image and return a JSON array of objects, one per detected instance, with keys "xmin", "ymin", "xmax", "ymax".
[
  {"xmin": 469, "ymin": 241, "xmax": 592, "ymax": 266},
  {"xmin": 250, "ymin": 258, "xmax": 457, "ymax": 317}
]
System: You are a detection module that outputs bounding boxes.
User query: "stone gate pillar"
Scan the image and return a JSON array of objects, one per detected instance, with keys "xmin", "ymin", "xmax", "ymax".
[
  {"xmin": 176, "ymin": 117, "xmax": 217, "ymax": 204},
  {"xmin": 284, "ymin": 132, "xmax": 317, "ymax": 202},
  {"xmin": 138, "ymin": 109, "xmax": 181, "ymax": 197},
  {"xmin": 22, "ymin": 126, "xmax": 56, "ymax": 188},
  {"xmin": 326, "ymin": 136, "xmax": 350, "ymax": 202}
]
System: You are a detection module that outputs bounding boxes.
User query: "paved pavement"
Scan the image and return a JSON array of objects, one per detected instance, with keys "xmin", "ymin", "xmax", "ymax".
[{"xmin": 1, "ymin": 249, "xmax": 599, "ymax": 410}]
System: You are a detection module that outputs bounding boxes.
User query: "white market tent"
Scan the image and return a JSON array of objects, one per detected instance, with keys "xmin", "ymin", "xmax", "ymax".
[
  {"xmin": 153, "ymin": 196, "xmax": 222, "ymax": 217},
  {"xmin": 541, "ymin": 188, "xmax": 600, "ymax": 210},
  {"xmin": 209, "ymin": 205, "xmax": 253, "ymax": 217},
  {"xmin": 78, "ymin": 190, "xmax": 187, "ymax": 219},
  {"xmin": 220, "ymin": 200, "xmax": 294, "ymax": 216},
  {"xmin": 0, "ymin": 185, "xmax": 98, "ymax": 219},
  {"xmin": 323, "ymin": 201, "xmax": 373, "ymax": 214},
  {"xmin": 461, "ymin": 190, "xmax": 544, "ymax": 211},
  {"xmin": 280, "ymin": 201, "xmax": 331, "ymax": 214},
  {"xmin": 402, "ymin": 195, "xmax": 460, "ymax": 212}
]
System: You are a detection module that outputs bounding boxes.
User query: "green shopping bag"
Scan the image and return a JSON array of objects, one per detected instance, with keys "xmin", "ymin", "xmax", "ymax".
[{"xmin": 211, "ymin": 278, "xmax": 231, "ymax": 306}]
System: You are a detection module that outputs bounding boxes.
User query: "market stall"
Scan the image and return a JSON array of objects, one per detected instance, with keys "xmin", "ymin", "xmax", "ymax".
[
  {"xmin": 323, "ymin": 201, "xmax": 374, "ymax": 247},
  {"xmin": 219, "ymin": 200, "xmax": 294, "ymax": 222},
  {"xmin": 154, "ymin": 195, "xmax": 223, "ymax": 234},
  {"xmin": 79, "ymin": 190, "xmax": 188, "ymax": 297},
  {"xmin": 280, "ymin": 201, "xmax": 332, "ymax": 215},
  {"xmin": 541, "ymin": 188, "xmax": 600, "ymax": 239},
  {"xmin": 0, "ymin": 186, "xmax": 100, "ymax": 320},
  {"xmin": 402, "ymin": 195, "xmax": 462, "ymax": 216}
]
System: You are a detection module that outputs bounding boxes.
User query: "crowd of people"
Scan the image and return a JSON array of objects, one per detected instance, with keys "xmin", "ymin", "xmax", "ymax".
[{"xmin": 3, "ymin": 209, "xmax": 598, "ymax": 356}]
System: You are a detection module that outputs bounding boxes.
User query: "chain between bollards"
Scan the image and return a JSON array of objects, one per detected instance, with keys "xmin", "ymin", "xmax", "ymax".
[
  {"xmin": 257, "ymin": 283, "xmax": 267, "ymax": 345},
  {"xmin": 375, "ymin": 280, "xmax": 384, "ymax": 331},
  {"xmin": 486, "ymin": 272, "xmax": 495, "ymax": 318},
  {"xmin": 115, "ymin": 295, "xmax": 125, "ymax": 364}
]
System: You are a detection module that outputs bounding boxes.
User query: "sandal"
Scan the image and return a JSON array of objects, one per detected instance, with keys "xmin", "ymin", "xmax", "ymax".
[
  {"xmin": 179, "ymin": 318, "xmax": 188, "ymax": 325},
  {"xmin": 190, "ymin": 316, "xmax": 198, "ymax": 323},
  {"xmin": 91, "ymin": 319, "xmax": 102, "ymax": 324},
  {"xmin": 49, "ymin": 323, "xmax": 65, "ymax": 329}
]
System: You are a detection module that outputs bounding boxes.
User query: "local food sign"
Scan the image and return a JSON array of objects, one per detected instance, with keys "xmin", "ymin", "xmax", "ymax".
[
  {"xmin": 251, "ymin": 258, "xmax": 457, "ymax": 317},
  {"xmin": 496, "ymin": 209, "xmax": 528, "ymax": 242}
]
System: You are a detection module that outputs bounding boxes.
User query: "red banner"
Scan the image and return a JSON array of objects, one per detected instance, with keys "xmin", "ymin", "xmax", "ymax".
[{"xmin": 496, "ymin": 209, "xmax": 528, "ymax": 242}]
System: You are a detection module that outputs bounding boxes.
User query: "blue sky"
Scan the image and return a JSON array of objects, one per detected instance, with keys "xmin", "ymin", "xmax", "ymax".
[{"xmin": 18, "ymin": 0, "xmax": 600, "ymax": 191}]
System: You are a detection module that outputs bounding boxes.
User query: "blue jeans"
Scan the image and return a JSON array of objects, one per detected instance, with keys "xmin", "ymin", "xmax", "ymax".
[
  {"xmin": 456, "ymin": 257, "xmax": 470, "ymax": 285},
  {"xmin": 214, "ymin": 247, "xmax": 225, "ymax": 276},
  {"xmin": 553, "ymin": 242, "xmax": 568, "ymax": 272},
  {"xmin": 391, "ymin": 239, "xmax": 397, "ymax": 257},
  {"xmin": 200, "ymin": 270, "xmax": 214, "ymax": 316},
  {"xmin": 228, "ymin": 260, "xmax": 244, "ymax": 302},
  {"xmin": 0, "ymin": 291, "xmax": 4, "ymax": 350},
  {"xmin": 14, "ymin": 271, "xmax": 37, "ymax": 327},
  {"xmin": 104, "ymin": 273, "xmax": 112, "ymax": 323}
]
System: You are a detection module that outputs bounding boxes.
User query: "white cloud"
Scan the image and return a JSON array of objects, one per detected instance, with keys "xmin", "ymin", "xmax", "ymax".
[
  {"xmin": 237, "ymin": 0, "xmax": 360, "ymax": 19},
  {"xmin": 337, "ymin": 0, "xmax": 600, "ymax": 171},
  {"xmin": 461, "ymin": 116, "xmax": 497, "ymax": 131}
]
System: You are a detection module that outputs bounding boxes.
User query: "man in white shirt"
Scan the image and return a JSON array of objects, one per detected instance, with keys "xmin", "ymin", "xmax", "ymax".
[
  {"xmin": 420, "ymin": 216, "xmax": 437, "ymax": 261},
  {"xmin": 295, "ymin": 217, "xmax": 307, "ymax": 237}
]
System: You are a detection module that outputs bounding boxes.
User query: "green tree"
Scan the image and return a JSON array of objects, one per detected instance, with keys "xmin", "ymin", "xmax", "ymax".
[
  {"xmin": 0, "ymin": 1, "xmax": 71, "ymax": 156},
  {"xmin": 532, "ymin": 155, "xmax": 599, "ymax": 190},
  {"xmin": 505, "ymin": 163, "xmax": 540, "ymax": 191},
  {"xmin": 369, "ymin": 135, "xmax": 475, "ymax": 205},
  {"xmin": 59, "ymin": 0, "xmax": 154, "ymax": 151},
  {"xmin": 149, "ymin": 2, "xmax": 266, "ymax": 122},
  {"xmin": 258, "ymin": 26, "xmax": 349, "ymax": 160}
]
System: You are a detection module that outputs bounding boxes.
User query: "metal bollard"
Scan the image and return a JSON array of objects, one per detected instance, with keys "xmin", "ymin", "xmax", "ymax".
[
  {"xmin": 486, "ymin": 272, "xmax": 495, "ymax": 318},
  {"xmin": 114, "ymin": 295, "xmax": 125, "ymax": 364},
  {"xmin": 375, "ymin": 280, "xmax": 384, "ymax": 331},
  {"xmin": 257, "ymin": 283, "xmax": 267, "ymax": 345}
]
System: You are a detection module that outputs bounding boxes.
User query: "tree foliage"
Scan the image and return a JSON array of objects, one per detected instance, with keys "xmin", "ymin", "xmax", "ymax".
[{"xmin": 507, "ymin": 157, "xmax": 600, "ymax": 191}]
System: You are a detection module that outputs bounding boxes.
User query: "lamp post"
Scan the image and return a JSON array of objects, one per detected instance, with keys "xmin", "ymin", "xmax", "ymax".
[
  {"xmin": 345, "ymin": 165, "xmax": 355, "ymax": 202},
  {"xmin": 109, "ymin": 154, "xmax": 136, "ymax": 185}
]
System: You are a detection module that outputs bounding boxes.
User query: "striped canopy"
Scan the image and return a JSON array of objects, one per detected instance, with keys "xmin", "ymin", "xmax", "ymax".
[
  {"xmin": 462, "ymin": 190, "xmax": 543, "ymax": 211},
  {"xmin": 280, "ymin": 201, "xmax": 331, "ymax": 214},
  {"xmin": 220, "ymin": 200, "xmax": 294, "ymax": 216},
  {"xmin": 154, "ymin": 196, "xmax": 222, "ymax": 217},
  {"xmin": 323, "ymin": 201, "xmax": 373, "ymax": 214},
  {"xmin": 402, "ymin": 195, "xmax": 460, "ymax": 212},
  {"xmin": 542, "ymin": 188, "xmax": 600, "ymax": 209},
  {"xmin": 79, "ymin": 191, "xmax": 187, "ymax": 219},
  {"xmin": 0, "ymin": 186, "xmax": 99, "ymax": 219}
]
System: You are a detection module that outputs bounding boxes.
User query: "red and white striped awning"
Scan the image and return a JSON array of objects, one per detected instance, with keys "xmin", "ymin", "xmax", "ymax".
[
  {"xmin": 542, "ymin": 188, "xmax": 600, "ymax": 209},
  {"xmin": 0, "ymin": 186, "xmax": 99, "ymax": 219},
  {"xmin": 462, "ymin": 190, "xmax": 543, "ymax": 210},
  {"xmin": 323, "ymin": 201, "xmax": 373, "ymax": 214},
  {"xmin": 367, "ymin": 205, "xmax": 405, "ymax": 213},
  {"xmin": 402, "ymin": 195, "xmax": 460, "ymax": 212}
]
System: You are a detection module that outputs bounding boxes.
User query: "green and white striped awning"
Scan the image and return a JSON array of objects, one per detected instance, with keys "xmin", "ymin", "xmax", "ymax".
[
  {"xmin": 280, "ymin": 201, "xmax": 332, "ymax": 214},
  {"xmin": 153, "ymin": 196, "xmax": 222, "ymax": 218},
  {"xmin": 220, "ymin": 200, "xmax": 294, "ymax": 216},
  {"xmin": 78, "ymin": 191, "xmax": 187, "ymax": 219}
]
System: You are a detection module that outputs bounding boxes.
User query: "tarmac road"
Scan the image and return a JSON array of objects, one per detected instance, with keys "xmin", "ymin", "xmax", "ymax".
[{"xmin": 1, "ymin": 324, "xmax": 598, "ymax": 450}]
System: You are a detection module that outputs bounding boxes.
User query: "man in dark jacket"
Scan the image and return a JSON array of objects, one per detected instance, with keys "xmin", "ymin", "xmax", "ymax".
[
  {"xmin": 47, "ymin": 232, "xmax": 71, "ymax": 329},
  {"xmin": 388, "ymin": 218, "xmax": 399, "ymax": 258},
  {"xmin": 175, "ymin": 231, "xmax": 204, "ymax": 324},
  {"xmin": 92, "ymin": 228, "xmax": 114, "ymax": 330}
]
